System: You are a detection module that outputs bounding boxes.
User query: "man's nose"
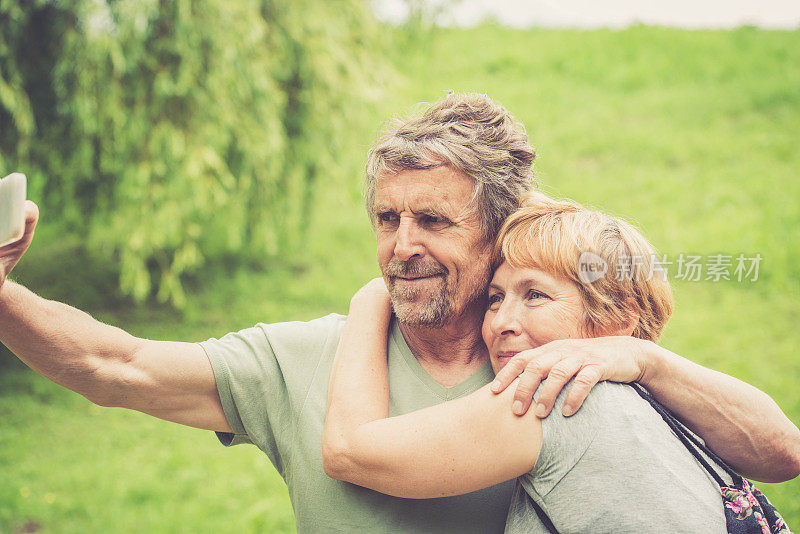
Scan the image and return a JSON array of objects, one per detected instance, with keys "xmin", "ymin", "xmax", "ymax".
[
  {"xmin": 491, "ymin": 300, "xmax": 522, "ymax": 337},
  {"xmin": 394, "ymin": 218, "xmax": 425, "ymax": 261}
]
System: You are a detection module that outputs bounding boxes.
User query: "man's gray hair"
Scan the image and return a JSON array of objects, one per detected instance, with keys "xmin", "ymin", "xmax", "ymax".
[{"xmin": 364, "ymin": 92, "xmax": 536, "ymax": 242}]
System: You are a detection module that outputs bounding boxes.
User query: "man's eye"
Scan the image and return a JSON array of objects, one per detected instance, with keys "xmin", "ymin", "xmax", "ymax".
[
  {"xmin": 422, "ymin": 214, "xmax": 448, "ymax": 225},
  {"xmin": 487, "ymin": 293, "xmax": 503, "ymax": 309},
  {"xmin": 377, "ymin": 212, "xmax": 399, "ymax": 224}
]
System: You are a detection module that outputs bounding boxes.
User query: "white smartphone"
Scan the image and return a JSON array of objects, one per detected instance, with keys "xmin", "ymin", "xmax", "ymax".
[{"xmin": 0, "ymin": 173, "xmax": 27, "ymax": 247}]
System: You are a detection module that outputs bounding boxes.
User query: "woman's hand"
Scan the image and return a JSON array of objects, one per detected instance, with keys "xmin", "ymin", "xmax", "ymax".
[
  {"xmin": 348, "ymin": 277, "xmax": 392, "ymax": 321},
  {"xmin": 350, "ymin": 277, "xmax": 391, "ymax": 306},
  {"xmin": 490, "ymin": 337, "xmax": 651, "ymax": 417}
]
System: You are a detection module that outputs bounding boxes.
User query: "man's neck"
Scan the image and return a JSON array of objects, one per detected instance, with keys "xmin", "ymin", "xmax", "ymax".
[{"xmin": 398, "ymin": 305, "xmax": 489, "ymax": 388}]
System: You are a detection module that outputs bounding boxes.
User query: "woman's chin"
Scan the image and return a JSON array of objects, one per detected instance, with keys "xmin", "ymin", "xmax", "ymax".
[{"xmin": 492, "ymin": 356, "xmax": 514, "ymax": 374}]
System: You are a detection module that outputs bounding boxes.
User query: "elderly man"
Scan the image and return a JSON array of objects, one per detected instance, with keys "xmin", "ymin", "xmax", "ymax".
[{"xmin": 1, "ymin": 93, "xmax": 798, "ymax": 532}]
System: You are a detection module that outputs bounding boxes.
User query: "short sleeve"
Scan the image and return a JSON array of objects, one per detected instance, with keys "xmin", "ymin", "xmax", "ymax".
[
  {"xmin": 200, "ymin": 314, "xmax": 345, "ymax": 476},
  {"xmin": 526, "ymin": 378, "xmax": 603, "ymax": 497},
  {"xmin": 200, "ymin": 326, "xmax": 269, "ymax": 446}
]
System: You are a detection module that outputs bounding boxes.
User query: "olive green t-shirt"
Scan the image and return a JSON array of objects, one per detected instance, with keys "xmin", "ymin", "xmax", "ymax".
[{"xmin": 200, "ymin": 314, "xmax": 514, "ymax": 533}]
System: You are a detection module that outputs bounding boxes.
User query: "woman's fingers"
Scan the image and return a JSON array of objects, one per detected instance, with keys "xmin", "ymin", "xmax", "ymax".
[
  {"xmin": 527, "ymin": 356, "xmax": 585, "ymax": 417},
  {"xmin": 363, "ymin": 277, "xmax": 389, "ymax": 296},
  {"xmin": 507, "ymin": 348, "xmax": 567, "ymax": 415},
  {"xmin": 496, "ymin": 337, "xmax": 650, "ymax": 417},
  {"xmin": 351, "ymin": 277, "xmax": 390, "ymax": 306},
  {"xmin": 490, "ymin": 351, "xmax": 532, "ymax": 393},
  {"xmin": 561, "ymin": 364, "xmax": 604, "ymax": 416}
]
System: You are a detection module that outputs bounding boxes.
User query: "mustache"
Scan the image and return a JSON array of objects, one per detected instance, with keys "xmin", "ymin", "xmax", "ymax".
[{"xmin": 384, "ymin": 258, "xmax": 447, "ymax": 278}]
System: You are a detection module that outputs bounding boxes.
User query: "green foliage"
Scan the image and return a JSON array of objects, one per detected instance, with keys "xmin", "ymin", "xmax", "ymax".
[
  {"xmin": 1, "ymin": 22, "xmax": 799, "ymax": 534},
  {"xmin": 0, "ymin": 0, "xmax": 387, "ymax": 306}
]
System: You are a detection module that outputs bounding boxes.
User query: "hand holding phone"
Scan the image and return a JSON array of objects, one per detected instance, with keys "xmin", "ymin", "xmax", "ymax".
[
  {"xmin": 0, "ymin": 173, "xmax": 37, "ymax": 293},
  {"xmin": 0, "ymin": 173, "xmax": 27, "ymax": 247}
]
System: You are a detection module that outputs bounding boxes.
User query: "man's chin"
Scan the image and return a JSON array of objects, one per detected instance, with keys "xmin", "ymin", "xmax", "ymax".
[
  {"xmin": 392, "ymin": 299, "xmax": 451, "ymax": 328},
  {"xmin": 389, "ymin": 279, "xmax": 438, "ymax": 305}
]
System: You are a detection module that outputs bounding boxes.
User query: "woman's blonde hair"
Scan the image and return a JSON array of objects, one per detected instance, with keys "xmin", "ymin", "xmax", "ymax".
[{"xmin": 492, "ymin": 192, "xmax": 674, "ymax": 341}]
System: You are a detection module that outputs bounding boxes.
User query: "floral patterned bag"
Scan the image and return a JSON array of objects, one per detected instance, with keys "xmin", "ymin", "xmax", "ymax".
[{"xmin": 632, "ymin": 384, "xmax": 793, "ymax": 534}]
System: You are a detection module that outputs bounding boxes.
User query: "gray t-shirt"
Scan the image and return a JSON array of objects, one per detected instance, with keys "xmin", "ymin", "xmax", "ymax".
[
  {"xmin": 200, "ymin": 314, "xmax": 515, "ymax": 533},
  {"xmin": 505, "ymin": 380, "xmax": 729, "ymax": 534}
]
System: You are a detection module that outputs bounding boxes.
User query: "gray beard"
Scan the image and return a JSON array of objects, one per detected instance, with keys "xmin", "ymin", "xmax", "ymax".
[
  {"xmin": 390, "ymin": 275, "xmax": 452, "ymax": 328},
  {"xmin": 383, "ymin": 256, "xmax": 452, "ymax": 328},
  {"xmin": 388, "ymin": 272, "xmax": 490, "ymax": 329},
  {"xmin": 383, "ymin": 255, "xmax": 490, "ymax": 329}
]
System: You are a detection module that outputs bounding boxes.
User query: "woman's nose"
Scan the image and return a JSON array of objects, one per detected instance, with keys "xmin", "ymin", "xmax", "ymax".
[{"xmin": 491, "ymin": 301, "xmax": 522, "ymax": 337}]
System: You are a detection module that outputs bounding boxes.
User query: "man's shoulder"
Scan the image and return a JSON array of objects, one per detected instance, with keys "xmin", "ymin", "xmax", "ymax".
[
  {"xmin": 202, "ymin": 313, "xmax": 347, "ymax": 363},
  {"xmin": 259, "ymin": 312, "xmax": 347, "ymax": 339},
  {"xmin": 257, "ymin": 312, "xmax": 348, "ymax": 360}
]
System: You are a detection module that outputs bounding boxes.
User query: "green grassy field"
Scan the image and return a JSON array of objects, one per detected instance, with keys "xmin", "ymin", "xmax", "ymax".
[{"xmin": 2, "ymin": 24, "xmax": 799, "ymax": 533}]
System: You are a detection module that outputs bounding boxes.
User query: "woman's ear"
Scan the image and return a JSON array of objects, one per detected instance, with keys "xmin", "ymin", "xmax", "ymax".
[
  {"xmin": 598, "ymin": 299, "xmax": 640, "ymax": 337},
  {"xmin": 617, "ymin": 311, "xmax": 640, "ymax": 336},
  {"xmin": 618, "ymin": 298, "xmax": 640, "ymax": 336}
]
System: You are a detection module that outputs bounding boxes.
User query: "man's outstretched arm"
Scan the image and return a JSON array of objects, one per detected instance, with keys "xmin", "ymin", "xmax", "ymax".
[
  {"xmin": 491, "ymin": 337, "xmax": 800, "ymax": 482},
  {"xmin": 0, "ymin": 201, "xmax": 231, "ymax": 432}
]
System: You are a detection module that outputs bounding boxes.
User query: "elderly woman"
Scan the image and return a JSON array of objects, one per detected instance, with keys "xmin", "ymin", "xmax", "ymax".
[{"xmin": 323, "ymin": 193, "xmax": 736, "ymax": 533}]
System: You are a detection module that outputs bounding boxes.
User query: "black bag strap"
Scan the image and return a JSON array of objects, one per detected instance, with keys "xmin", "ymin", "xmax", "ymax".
[
  {"xmin": 630, "ymin": 383, "xmax": 743, "ymax": 487},
  {"xmin": 531, "ymin": 498, "xmax": 559, "ymax": 534}
]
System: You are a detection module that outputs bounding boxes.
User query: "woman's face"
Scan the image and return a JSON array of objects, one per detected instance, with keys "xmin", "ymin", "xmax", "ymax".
[{"xmin": 482, "ymin": 261, "xmax": 588, "ymax": 374}]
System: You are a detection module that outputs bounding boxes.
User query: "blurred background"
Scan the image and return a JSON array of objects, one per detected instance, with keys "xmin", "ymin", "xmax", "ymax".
[{"xmin": 1, "ymin": 0, "xmax": 798, "ymax": 532}]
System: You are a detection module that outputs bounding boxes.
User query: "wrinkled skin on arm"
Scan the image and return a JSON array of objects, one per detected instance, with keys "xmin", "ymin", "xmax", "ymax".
[{"xmin": 0, "ymin": 200, "xmax": 231, "ymax": 433}]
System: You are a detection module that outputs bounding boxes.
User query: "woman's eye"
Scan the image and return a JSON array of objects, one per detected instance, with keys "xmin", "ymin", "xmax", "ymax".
[
  {"xmin": 526, "ymin": 289, "xmax": 547, "ymax": 301},
  {"xmin": 487, "ymin": 293, "xmax": 503, "ymax": 309}
]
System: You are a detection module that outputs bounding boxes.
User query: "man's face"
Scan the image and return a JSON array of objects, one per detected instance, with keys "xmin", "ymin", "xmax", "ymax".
[{"xmin": 373, "ymin": 166, "xmax": 492, "ymax": 327}]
